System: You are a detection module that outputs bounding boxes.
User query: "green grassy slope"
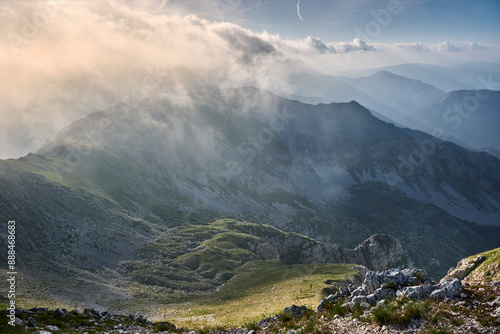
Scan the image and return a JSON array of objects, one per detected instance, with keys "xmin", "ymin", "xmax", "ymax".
[
  {"xmin": 143, "ymin": 260, "xmax": 359, "ymax": 328},
  {"xmin": 463, "ymin": 247, "xmax": 500, "ymax": 283}
]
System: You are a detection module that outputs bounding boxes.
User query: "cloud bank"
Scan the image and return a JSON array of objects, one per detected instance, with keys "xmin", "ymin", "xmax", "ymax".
[
  {"xmin": 0, "ymin": 0, "xmax": 493, "ymax": 158},
  {"xmin": 391, "ymin": 41, "xmax": 488, "ymax": 52}
]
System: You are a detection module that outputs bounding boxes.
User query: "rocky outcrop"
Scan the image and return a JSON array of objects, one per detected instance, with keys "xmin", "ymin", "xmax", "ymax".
[
  {"xmin": 442, "ymin": 248, "xmax": 500, "ymax": 284},
  {"xmin": 8, "ymin": 307, "xmax": 177, "ymax": 333},
  {"xmin": 250, "ymin": 233, "xmax": 410, "ymax": 272},
  {"xmin": 317, "ymin": 268, "xmax": 463, "ymax": 312},
  {"xmin": 441, "ymin": 255, "xmax": 486, "ymax": 282},
  {"xmin": 283, "ymin": 305, "xmax": 309, "ymax": 318},
  {"xmin": 339, "ymin": 235, "xmax": 410, "ymax": 271}
]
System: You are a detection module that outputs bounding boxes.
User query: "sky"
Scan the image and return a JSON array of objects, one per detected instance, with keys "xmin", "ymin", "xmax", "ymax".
[
  {"xmin": 0, "ymin": 0, "xmax": 499, "ymax": 159},
  {"xmin": 164, "ymin": 0, "xmax": 500, "ymax": 44}
]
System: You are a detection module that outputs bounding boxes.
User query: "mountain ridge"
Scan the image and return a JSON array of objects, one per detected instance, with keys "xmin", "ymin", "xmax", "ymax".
[{"xmin": 1, "ymin": 87, "xmax": 499, "ymax": 297}]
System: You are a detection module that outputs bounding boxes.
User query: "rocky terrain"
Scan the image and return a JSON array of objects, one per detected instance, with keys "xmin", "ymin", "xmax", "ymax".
[
  {"xmin": 3, "ymin": 248, "xmax": 500, "ymax": 334},
  {"xmin": 443, "ymin": 248, "xmax": 500, "ymax": 284},
  {"xmin": 4, "ymin": 269, "xmax": 499, "ymax": 334}
]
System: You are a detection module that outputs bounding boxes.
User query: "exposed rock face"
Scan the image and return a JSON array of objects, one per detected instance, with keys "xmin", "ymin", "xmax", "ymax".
[
  {"xmin": 340, "ymin": 235, "xmax": 410, "ymax": 271},
  {"xmin": 443, "ymin": 248, "xmax": 500, "ymax": 285},
  {"xmin": 249, "ymin": 233, "xmax": 410, "ymax": 271},
  {"xmin": 318, "ymin": 268, "xmax": 463, "ymax": 312},
  {"xmin": 441, "ymin": 255, "xmax": 486, "ymax": 282},
  {"xmin": 430, "ymin": 279, "xmax": 463, "ymax": 300}
]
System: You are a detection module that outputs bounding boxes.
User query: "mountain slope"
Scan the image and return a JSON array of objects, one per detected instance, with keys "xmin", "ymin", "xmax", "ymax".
[
  {"xmin": 405, "ymin": 90, "xmax": 500, "ymax": 158},
  {"xmin": 119, "ymin": 219, "xmax": 408, "ymax": 295},
  {"xmin": 442, "ymin": 246, "xmax": 500, "ymax": 284},
  {"xmin": 1, "ymin": 87, "xmax": 499, "ymax": 291}
]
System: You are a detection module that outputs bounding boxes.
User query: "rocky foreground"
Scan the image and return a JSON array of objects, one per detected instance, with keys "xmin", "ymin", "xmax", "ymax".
[{"xmin": 4, "ymin": 267, "xmax": 500, "ymax": 334}]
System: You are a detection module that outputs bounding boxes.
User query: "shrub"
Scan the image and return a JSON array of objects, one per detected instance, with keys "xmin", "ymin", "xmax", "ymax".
[
  {"xmin": 321, "ymin": 286, "xmax": 339, "ymax": 297},
  {"xmin": 372, "ymin": 299, "xmax": 431, "ymax": 327},
  {"xmin": 382, "ymin": 280, "xmax": 397, "ymax": 290},
  {"xmin": 404, "ymin": 300, "xmax": 431, "ymax": 320},
  {"xmin": 371, "ymin": 303, "xmax": 401, "ymax": 326},
  {"xmin": 413, "ymin": 270, "xmax": 425, "ymax": 283},
  {"xmin": 422, "ymin": 326, "xmax": 453, "ymax": 334},
  {"xmin": 480, "ymin": 318, "xmax": 490, "ymax": 327},
  {"xmin": 302, "ymin": 316, "xmax": 321, "ymax": 333},
  {"xmin": 429, "ymin": 312, "xmax": 440, "ymax": 325},
  {"xmin": 450, "ymin": 318, "xmax": 464, "ymax": 326},
  {"xmin": 244, "ymin": 321, "xmax": 260, "ymax": 330},
  {"xmin": 324, "ymin": 301, "xmax": 349, "ymax": 317},
  {"xmin": 279, "ymin": 311, "xmax": 293, "ymax": 323}
]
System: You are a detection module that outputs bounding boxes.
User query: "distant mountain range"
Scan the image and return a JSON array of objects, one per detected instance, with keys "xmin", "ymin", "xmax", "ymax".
[
  {"xmin": 287, "ymin": 70, "xmax": 445, "ymax": 118},
  {"xmin": 1, "ymin": 88, "xmax": 499, "ymax": 304},
  {"xmin": 339, "ymin": 61, "xmax": 500, "ymax": 92},
  {"xmin": 286, "ymin": 62, "xmax": 500, "ymax": 158},
  {"xmin": 407, "ymin": 90, "xmax": 500, "ymax": 159}
]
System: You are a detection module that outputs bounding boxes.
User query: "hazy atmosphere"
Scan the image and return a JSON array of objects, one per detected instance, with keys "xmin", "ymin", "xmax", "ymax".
[
  {"xmin": 1, "ymin": 1, "xmax": 500, "ymax": 333},
  {"xmin": 1, "ymin": 0, "xmax": 499, "ymax": 159}
]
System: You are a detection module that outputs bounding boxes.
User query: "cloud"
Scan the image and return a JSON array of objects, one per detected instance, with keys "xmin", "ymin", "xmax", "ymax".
[
  {"xmin": 0, "ymin": 0, "xmax": 493, "ymax": 159},
  {"xmin": 388, "ymin": 41, "xmax": 488, "ymax": 52},
  {"xmin": 296, "ymin": 0, "xmax": 303, "ymax": 21},
  {"xmin": 303, "ymin": 36, "xmax": 375, "ymax": 53},
  {"xmin": 214, "ymin": 25, "xmax": 277, "ymax": 64},
  {"xmin": 433, "ymin": 41, "xmax": 487, "ymax": 52},
  {"xmin": 299, "ymin": 37, "xmax": 488, "ymax": 54},
  {"xmin": 0, "ymin": 0, "xmax": 300, "ymax": 158}
]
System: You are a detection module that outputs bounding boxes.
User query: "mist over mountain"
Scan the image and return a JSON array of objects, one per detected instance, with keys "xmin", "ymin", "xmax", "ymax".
[
  {"xmin": 2, "ymin": 1, "xmax": 500, "ymax": 329},
  {"xmin": 1, "ymin": 88, "xmax": 500, "ymax": 298}
]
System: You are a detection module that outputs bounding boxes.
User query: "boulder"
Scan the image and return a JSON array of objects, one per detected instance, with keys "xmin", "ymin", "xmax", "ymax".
[
  {"xmin": 374, "ymin": 287, "xmax": 396, "ymax": 301},
  {"xmin": 350, "ymin": 296, "xmax": 368, "ymax": 309},
  {"xmin": 403, "ymin": 284, "xmax": 437, "ymax": 300},
  {"xmin": 441, "ymin": 255, "xmax": 485, "ymax": 282},
  {"xmin": 351, "ymin": 286, "xmax": 365, "ymax": 297},
  {"xmin": 283, "ymin": 305, "xmax": 308, "ymax": 318},
  {"xmin": 407, "ymin": 276, "xmax": 422, "ymax": 286},
  {"xmin": 487, "ymin": 296, "xmax": 500, "ymax": 307},
  {"xmin": 53, "ymin": 308, "xmax": 68, "ymax": 317},
  {"xmin": 431, "ymin": 279, "xmax": 463, "ymax": 300},
  {"xmin": 317, "ymin": 267, "xmax": 454, "ymax": 313},
  {"xmin": 256, "ymin": 315, "xmax": 278, "ymax": 327},
  {"xmin": 360, "ymin": 302, "xmax": 371, "ymax": 309},
  {"xmin": 366, "ymin": 294, "xmax": 377, "ymax": 306},
  {"xmin": 27, "ymin": 317, "xmax": 38, "ymax": 327},
  {"xmin": 28, "ymin": 307, "xmax": 48, "ymax": 314},
  {"xmin": 493, "ymin": 306, "xmax": 500, "ymax": 318}
]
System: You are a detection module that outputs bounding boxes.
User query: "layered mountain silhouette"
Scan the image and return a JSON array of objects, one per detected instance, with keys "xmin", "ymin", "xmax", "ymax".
[
  {"xmin": 406, "ymin": 90, "xmax": 500, "ymax": 158},
  {"xmin": 340, "ymin": 61, "xmax": 500, "ymax": 92},
  {"xmin": 288, "ymin": 71, "xmax": 445, "ymax": 119}
]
